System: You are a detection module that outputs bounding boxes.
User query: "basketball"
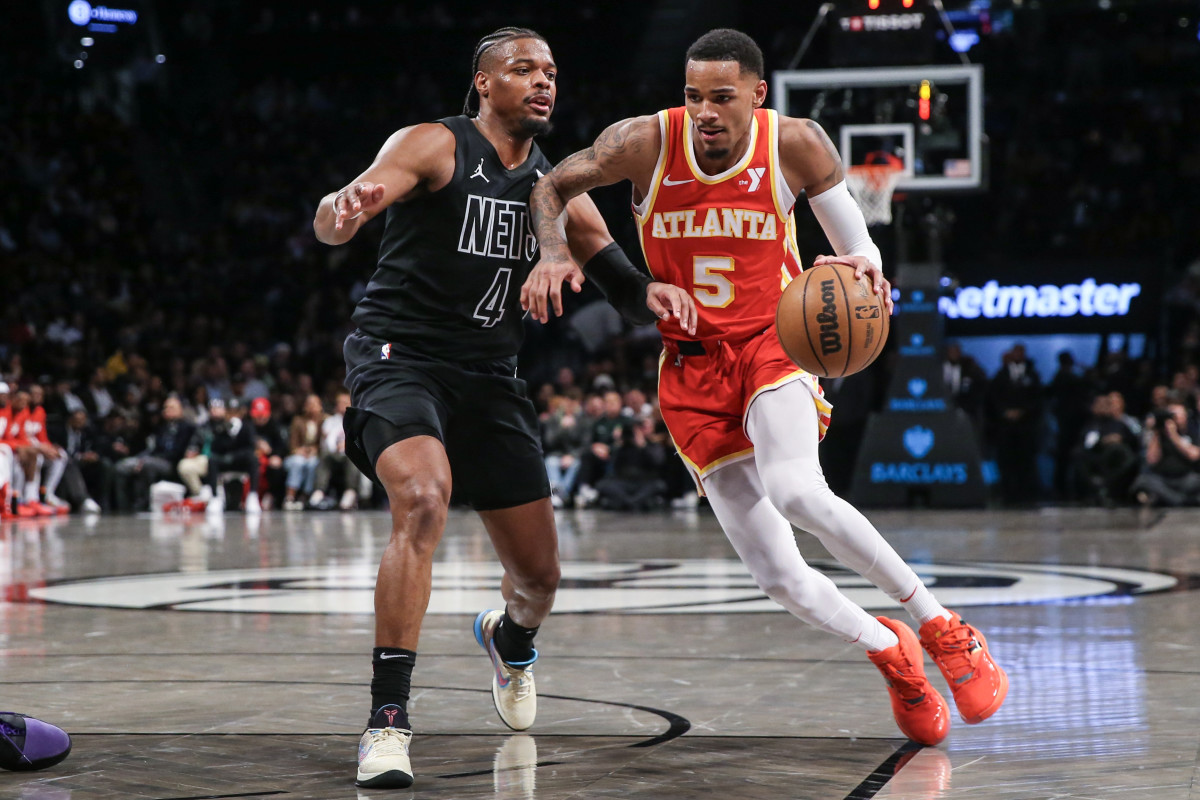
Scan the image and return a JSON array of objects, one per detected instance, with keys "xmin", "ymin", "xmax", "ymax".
[{"xmin": 775, "ymin": 262, "xmax": 889, "ymax": 378}]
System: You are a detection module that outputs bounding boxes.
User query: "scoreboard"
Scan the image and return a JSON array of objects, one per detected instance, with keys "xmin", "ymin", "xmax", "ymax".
[{"xmin": 829, "ymin": 0, "xmax": 936, "ymax": 66}]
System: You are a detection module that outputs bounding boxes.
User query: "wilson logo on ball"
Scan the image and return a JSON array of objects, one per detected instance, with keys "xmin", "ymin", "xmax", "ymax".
[
  {"xmin": 776, "ymin": 262, "xmax": 890, "ymax": 379},
  {"xmin": 817, "ymin": 279, "xmax": 843, "ymax": 355}
]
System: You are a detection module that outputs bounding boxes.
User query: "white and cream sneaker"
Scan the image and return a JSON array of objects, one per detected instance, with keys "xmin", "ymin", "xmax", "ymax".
[
  {"xmin": 356, "ymin": 722, "xmax": 413, "ymax": 789},
  {"xmin": 474, "ymin": 610, "xmax": 538, "ymax": 731}
]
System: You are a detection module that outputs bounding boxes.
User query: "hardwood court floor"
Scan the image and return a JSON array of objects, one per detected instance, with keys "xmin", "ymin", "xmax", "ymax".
[{"xmin": 2, "ymin": 505, "xmax": 1198, "ymax": 799}]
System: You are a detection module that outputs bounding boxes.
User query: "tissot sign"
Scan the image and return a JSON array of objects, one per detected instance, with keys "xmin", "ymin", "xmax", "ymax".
[
  {"xmin": 941, "ymin": 263, "xmax": 1160, "ymax": 334},
  {"xmin": 68, "ymin": 1, "xmax": 138, "ymax": 31}
]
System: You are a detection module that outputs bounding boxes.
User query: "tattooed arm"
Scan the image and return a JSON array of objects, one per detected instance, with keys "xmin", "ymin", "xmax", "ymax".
[
  {"xmin": 777, "ymin": 116, "xmax": 845, "ymax": 197},
  {"xmin": 780, "ymin": 116, "xmax": 892, "ymax": 310},
  {"xmin": 529, "ymin": 115, "xmax": 661, "ymax": 264},
  {"xmin": 523, "ymin": 115, "xmax": 698, "ymax": 331}
]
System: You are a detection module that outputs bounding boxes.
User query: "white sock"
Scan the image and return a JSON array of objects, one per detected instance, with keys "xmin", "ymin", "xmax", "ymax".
[
  {"xmin": 44, "ymin": 450, "xmax": 67, "ymax": 497},
  {"xmin": 12, "ymin": 463, "xmax": 25, "ymax": 502},
  {"xmin": 859, "ymin": 618, "xmax": 900, "ymax": 652},
  {"xmin": 23, "ymin": 467, "xmax": 41, "ymax": 503},
  {"xmin": 899, "ymin": 582, "xmax": 952, "ymax": 626}
]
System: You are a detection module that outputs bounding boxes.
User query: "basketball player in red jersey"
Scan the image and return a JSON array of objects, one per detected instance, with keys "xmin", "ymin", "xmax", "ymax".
[{"xmin": 527, "ymin": 29, "xmax": 1007, "ymax": 746}]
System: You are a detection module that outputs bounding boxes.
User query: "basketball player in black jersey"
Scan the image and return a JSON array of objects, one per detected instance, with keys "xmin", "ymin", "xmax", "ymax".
[{"xmin": 314, "ymin": 28, "xmax": 695, "ymax": 789}]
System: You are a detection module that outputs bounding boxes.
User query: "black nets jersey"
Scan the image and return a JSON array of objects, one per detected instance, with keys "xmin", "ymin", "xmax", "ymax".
[{"xmin": 351, "ymin": 115, "xmax": 553, "ymax": 363}]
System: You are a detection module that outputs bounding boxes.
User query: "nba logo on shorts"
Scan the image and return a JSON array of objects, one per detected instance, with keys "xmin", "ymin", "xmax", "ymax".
[{"xmin": 381, "ymin": 343, "xmax": 391, "ymax": 360}]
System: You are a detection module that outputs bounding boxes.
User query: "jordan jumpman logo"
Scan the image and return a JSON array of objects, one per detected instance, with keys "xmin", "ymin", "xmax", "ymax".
[{"xmin": 470, "ymin": 158, "xmax": 489, "ymax": 183}]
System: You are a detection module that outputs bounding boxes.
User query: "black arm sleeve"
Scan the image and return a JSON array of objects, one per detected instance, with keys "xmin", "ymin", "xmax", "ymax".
[{"xmin": 581, "ymin": 242, "xmax": 657, "ymax": 325}]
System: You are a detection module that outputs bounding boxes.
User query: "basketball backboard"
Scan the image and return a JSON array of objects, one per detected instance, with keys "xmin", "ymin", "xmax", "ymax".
[{"xmin": 772, "ymin": 65, "xmax": 984, "ymax": 192}]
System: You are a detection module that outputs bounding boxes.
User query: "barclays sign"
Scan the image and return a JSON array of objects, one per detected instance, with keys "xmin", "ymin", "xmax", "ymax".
[
  {"xmin": 869, "ymin": 425, "xmax": 970, "ymax": 485},
  {"xmin": 887, "ymin": 376, "xmax": 948, "ymax": 412}
]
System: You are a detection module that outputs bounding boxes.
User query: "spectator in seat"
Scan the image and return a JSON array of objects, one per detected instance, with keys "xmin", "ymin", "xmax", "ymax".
[
  {"xmin": 1132, "ymin": 401, "xmax": 1200, "ymax": 507},
  {"xmin": 283, "ymin": 394, "xmax": 324, "ymax": 510},
  {"xmin": 540, "ymin": 393, "xmax": 589, "ymax": 508},
  {"xmin": 80, "ymin": 367, "xmax": 115, "ymax": 420},
  {"xmin": 4, "ymin": 390, "xmax": 65, "ymax": 516},
  {"xmin": 63, "ymin": 409, "xmax": 107, "ymax": 513},
  {"xmin": 178, "ymin": 397, "xmax": 259, "ymax": 512},
  {"xmin": 574, "ymin": 390, "xmax": 625, "ymax": 508},
  {"xmin": 93, "ymin": 411, "xmax": 133, "ymax": 509},
  {"xmin": 1072, "ymin": 393, "xmax": 1139, "ymax": 505},
  {"xmin": 249, "ymin": 396, "xmax": 287, "ymax": 510},
  {"xmin": 596, "ymin": 417, "xmax": 668, "ymax": 511},
  {"xmin": 114, "ymin": 394, "xmax": 194, "ymax": 510},
  {"xmin": 309, "ymin": 390, "xmax": 366, "ymax": 510}
]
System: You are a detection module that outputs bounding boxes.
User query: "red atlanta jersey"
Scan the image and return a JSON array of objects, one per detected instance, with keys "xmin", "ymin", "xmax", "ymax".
[
  {"xmin": 2, "ymin": 407, "xmax": 30, "ymax": 447},
  {"xmin": 634, "ymin": 106, "xmax": 802, "ymax": 342}
]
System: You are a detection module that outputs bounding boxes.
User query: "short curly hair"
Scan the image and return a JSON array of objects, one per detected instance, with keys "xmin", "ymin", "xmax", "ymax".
[{"xmin": 685, "ymin": 29, "xmax": 764, "ymax": 79}]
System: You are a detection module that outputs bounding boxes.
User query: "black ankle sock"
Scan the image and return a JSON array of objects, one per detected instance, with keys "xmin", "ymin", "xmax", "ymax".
[
  {"xmin": 493, "ymin": 610, "xmax": 538, "ymax": 664},
  {"xmin": 370, "ymin": 647, "xmax": 416, "ymax": 728}
]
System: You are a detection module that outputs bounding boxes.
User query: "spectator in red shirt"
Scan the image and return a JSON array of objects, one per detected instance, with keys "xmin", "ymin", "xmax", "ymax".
[{"xmin": 4, "ymin": 390, "xmax": 63, "ymax": 516}]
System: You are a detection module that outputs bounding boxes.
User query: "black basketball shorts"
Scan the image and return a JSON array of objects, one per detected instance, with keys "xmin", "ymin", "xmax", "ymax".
[{"xmin": 342, "ymin": 329, "xmax": 549, "ymax": 511}]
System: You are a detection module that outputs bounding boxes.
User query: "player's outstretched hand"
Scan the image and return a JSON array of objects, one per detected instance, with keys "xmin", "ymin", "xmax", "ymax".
[
  {"xmin": 334, "ymin": 182, "xmax": 387, "ymax": 230},
  {"xmin": 812, "ymin": 254, "xmax": 894, "ymax": 314},
  {"xmin": 646, "ymin": 282, "xmax": 697, "ymax": 336},
  {"xmin": 521, "ymin": 257, "xmax": 585, "ymax": 323}
]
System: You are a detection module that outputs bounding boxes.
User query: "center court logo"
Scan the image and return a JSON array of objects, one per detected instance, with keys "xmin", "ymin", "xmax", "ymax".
[{"xmin": 26, "ymin": 559, "xmax": 1183, "ymax": 614}]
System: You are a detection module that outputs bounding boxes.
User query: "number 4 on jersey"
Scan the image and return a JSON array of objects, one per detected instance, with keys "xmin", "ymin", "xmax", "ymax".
[{"xmin": 473, "ymin": 267, "xmax": 513, "ymax": 328}]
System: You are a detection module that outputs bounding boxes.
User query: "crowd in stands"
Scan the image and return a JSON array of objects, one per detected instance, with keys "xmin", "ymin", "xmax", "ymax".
[{"xmin": 4, "ymin": 2, "xmax": 1200, "ymax": 515}]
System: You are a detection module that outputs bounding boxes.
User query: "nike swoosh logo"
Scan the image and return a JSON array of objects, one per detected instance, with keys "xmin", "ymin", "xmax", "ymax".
[
  {"xmin": 379, "ymin": 653, "xmax": 410, "ymax": 660},
  {"xmin": 662, "ymin": 176, "xmax": 695, "ymax": 186}
]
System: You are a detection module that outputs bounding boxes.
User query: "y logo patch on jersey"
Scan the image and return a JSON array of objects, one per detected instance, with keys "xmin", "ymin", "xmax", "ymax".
[
  {"xmin": 471, "ymin": 158, "xmax": 489, "ymax": 183},
  {"xmin": 380, "ymin": 343, "xmax": 391, "ymax": 360},
  {"xmin": 746, "ymin": 167, "xmax": 766, "ymax": 192}
]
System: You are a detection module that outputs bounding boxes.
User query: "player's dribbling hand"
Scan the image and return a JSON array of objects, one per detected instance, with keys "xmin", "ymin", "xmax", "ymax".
[
  {"xmin": 646, "ymin": 282, "xmax": 697, "ymax": 336},
  {"xmin": 520, "ymin": 257, "xmax": 585, "ymax": 323},
  {"xmin": 813, "ymin": 254, "xmax": 894, "ymax": 315},
  {"xmin": 334, "ymin": 182, "xmax": 387, "ymax": 230}
]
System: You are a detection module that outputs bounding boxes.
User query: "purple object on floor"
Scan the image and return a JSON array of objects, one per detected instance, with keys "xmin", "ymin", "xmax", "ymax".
[{"xmin": 0, "ymin": 712, "xmax": 72, "ymax": 771}]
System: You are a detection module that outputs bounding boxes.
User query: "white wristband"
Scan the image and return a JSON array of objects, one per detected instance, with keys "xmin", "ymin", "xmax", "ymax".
[{"xmin": 807, "ymin": 180, "xmax": 883, "ymax": 271}]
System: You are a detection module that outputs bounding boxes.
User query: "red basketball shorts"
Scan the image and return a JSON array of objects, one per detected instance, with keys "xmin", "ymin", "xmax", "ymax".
[{"xmin": 658, "ymin": 324, "xmax": 832, "ymax": 483}]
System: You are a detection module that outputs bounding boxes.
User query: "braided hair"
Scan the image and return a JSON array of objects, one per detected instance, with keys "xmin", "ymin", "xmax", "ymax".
[{"xmin": 462, "ymin": 26, "xmax": 546, "ymax": 117}]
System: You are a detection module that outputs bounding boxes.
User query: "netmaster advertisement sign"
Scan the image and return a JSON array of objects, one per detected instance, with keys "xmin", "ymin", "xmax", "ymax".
[{"xmin": 941, "ymin": 262, "xmax": 1160, "ymax": 335}]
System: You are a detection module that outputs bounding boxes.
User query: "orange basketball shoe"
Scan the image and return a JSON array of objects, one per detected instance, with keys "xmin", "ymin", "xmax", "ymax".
[
  {"xmin": 867, "ymin": 617, "xmax": 950, "ymax": 746},
  {"xmin": 919, "ymin": 614, "xmax": 1008, "ymax": 724}
]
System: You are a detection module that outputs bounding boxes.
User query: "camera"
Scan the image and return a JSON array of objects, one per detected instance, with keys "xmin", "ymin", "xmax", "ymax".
[{"xmin": 1151, "ymin": 408, "xmax": 1174, "ymax": 430}]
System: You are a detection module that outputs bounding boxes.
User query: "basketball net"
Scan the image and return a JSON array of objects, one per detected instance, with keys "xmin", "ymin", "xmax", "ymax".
[{"xmin": 845, "ymin": 153, "xmax": 904, "ymax": 226}]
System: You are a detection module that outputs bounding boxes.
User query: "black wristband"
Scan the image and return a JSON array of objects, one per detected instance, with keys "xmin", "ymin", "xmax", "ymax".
[{"xmin": 581, "ymin": 242, "xmax": 657, "ymax": 325}]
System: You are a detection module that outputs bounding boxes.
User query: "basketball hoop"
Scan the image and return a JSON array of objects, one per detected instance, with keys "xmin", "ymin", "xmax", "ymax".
[{"xmin": 846, "ymin": 153, "xmax": 905, "ymax": 226}]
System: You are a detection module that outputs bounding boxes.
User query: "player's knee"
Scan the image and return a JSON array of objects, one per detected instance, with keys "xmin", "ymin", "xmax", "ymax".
[
  {"xmin": 759, "ymin": 465, "xmax": 831, "ymax": 529},
  {"xmin": 757, "ymin": 569, "xmax": 820, "ymax": 613},
  {"xmin": 389, "ymin": 480, "xmax": 450, "ymax": 545}
]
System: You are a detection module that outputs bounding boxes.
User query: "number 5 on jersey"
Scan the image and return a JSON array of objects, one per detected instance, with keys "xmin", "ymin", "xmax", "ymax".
[
  {"xmin": 693, "ymin": 256, "xmax": 735, "ymax": 308},
  {"xmin": 473, "ymin": 267, "xmax": 512, "ymax": 328}
]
